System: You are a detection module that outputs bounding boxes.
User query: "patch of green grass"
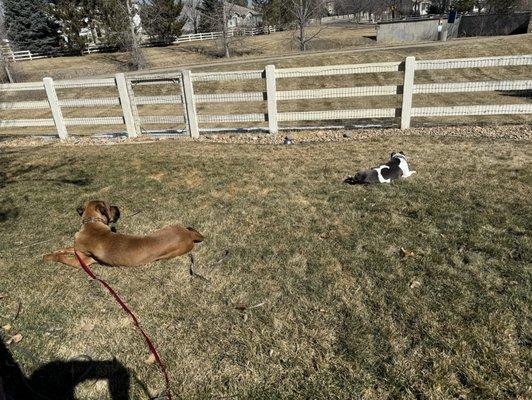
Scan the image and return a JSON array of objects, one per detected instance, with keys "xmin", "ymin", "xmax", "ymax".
[{"xmin": 0, "ymin": 135, "xmax": 531, "ymax": 399}]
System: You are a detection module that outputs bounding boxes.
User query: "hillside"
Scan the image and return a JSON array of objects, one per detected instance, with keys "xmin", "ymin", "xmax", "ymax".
[
  {"xmin": 10, "ymin": 29, "xmax": 531, "ymax": 82},
  {"xmin": 9, "ymin": 25, "xmax": 377, "ymax": 81}
]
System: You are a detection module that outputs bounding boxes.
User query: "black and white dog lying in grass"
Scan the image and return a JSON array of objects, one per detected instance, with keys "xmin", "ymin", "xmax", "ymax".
[{"xmin": 344, "ymin": 152, "xmax": 416, "ymax": 185}]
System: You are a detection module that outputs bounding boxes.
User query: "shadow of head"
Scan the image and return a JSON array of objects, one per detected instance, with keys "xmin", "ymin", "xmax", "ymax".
[
  {"xmin": 1, "ymin": 339, "xmax": 130, "ymax": 400},
  {"xmin": 0, "ymin": 198, "xmax": 19, "ymax": 223}
]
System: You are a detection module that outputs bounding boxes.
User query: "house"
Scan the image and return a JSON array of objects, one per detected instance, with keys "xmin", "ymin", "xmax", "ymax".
[
  {"xmin": 413, "ymin": 1, "xmax": 432, "ymax": 16},
  {"xmin": 325, "ymin": 1, "xmax": 335, "ymax": 15},
  {"xmin": 225, "ymin": 2, "xmax": 262, "ymax": 29},
  {"xmin": 181, "ymin": 1, "xmax": 263, "ymax": 33}
]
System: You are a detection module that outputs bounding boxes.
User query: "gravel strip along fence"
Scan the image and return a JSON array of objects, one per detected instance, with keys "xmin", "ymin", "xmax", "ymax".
[{"xmin": 0, "ymin": 125, "xmax": 530, "ymax": 148}]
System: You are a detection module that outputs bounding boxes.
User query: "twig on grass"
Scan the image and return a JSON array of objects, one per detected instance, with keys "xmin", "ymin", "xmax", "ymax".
[
  {"xmin": 187, "ymin": 250, "xmax": 231, "ymax": 282},
  {"xmin": 0, "ymin": 296, "xmax": 22, "ymax": 324},
  {"xmin": 12, "ymin": 300, "xmax": 22, "ymax": 322},
  {"xmin": 207, "ymin": 250, "xmax": 230, "ymax": 272},
  {"xmin": 249, "ymin": 301, "xmax": 266, "ymax": 309},
  {"xmin": 234, "ymin": 301, "xmax": 267, "ymax": 312},
  {"xmin": 10, "ymin": 238, "xmax": 56, "ymax": 250},
  {"xmin": 188, "ymin": 254, "xmax": 211, "ymax": 282},
  {"xmin": 124, "ymin": 209, "xmax": 142, "ymax": 218}
]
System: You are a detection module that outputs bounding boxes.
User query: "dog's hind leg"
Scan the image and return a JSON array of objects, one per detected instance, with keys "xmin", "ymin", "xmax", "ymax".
[{"xmin": 43, "ymin": 248, "xmax": 97, "ymax": 268}]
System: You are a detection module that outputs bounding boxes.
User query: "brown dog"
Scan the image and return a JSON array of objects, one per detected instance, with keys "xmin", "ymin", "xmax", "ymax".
[{"xmin": 43, "ymin": 200, "xmax": 204, "ymax": 268}]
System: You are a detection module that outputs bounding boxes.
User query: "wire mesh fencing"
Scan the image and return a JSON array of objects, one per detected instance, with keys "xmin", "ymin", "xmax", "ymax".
[{"xmin": 0, "ymin": 54, "xmax": 531, "ymax": 139}]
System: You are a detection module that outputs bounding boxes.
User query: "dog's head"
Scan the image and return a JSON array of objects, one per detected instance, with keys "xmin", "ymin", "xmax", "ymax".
[
  {"xmin": 77, "ymin": 200, "xmax": 120, "ymax": 224},
  {"xmin": 354, "ymin": 170, "xmax": 367, "ymax": 182},
  {"xmin": 391, "ymin": 151, "xmax": 407, "ymax": 160},
  {"xmin": 344, "ymin": 170, "xmax": 369, "ymax": 185}
]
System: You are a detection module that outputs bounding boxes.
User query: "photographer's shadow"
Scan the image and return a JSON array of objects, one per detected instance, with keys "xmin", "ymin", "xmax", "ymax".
[{"xmin": 1, "ymin": 338, "xmax": 130, "ymax": 400}]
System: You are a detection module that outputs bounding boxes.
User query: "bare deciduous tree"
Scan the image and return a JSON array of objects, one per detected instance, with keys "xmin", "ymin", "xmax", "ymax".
[
  {"xmin": 485, "ymin": 0, "xmax": 522, "ymax": 12},
  {"xmin": 0, "ymin": 0, "xmax": 15, "ymax": 83},
  {"xmin": 287, "ymin": 0, "xmax": 327, "ymax": 51},
  {"xmin": 198, "ymin": 0, "xmax": 246, "ymax": 57},
  {"xmin": 184, "ymin": 0, "xmax": 202, "ymax": 34},
  {"xmin": 333, "ymin": 0, "xmax": 390, "ymax": 22},
  {"xmin": 125, "ymin": 0, "xmax": 146, "ymax": 69}
]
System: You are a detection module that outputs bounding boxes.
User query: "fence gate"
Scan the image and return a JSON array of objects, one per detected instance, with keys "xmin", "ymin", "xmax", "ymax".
[{"xmin": 123, "ymin": 73, "xmax": 190, "ymax": 137}]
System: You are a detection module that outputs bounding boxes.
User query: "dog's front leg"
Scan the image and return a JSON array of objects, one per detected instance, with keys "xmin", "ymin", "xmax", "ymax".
[{"xmin": 43, "ymin": 248, "xmax": 97, "ymax": 268}]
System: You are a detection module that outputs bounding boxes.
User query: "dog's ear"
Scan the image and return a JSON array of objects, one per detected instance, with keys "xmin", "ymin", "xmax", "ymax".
[
  {"xmin": 109, "ymin": 206, "xmax": 120, "ymax": 223},
  {"xmin": 77, "ymin": 206, "xmax": 84, "ymax": 216},
  {"xmin": 355, "ymin": 170, "xmax": 366, "ymax": 181},
  {"xmin": 391, "ymin": 152, "xmax": 396, "ymax": 158},
  {"xmin": 95, "ymin": 203, "xmax": 110, "ymax": 223},
  {"xmin": 399, "ymin": 151, "xmax": 405, "ymax": 156}
]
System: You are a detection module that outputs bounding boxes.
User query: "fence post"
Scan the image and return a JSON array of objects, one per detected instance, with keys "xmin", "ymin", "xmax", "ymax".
[
  {"xmin": 181, "ymin": 69, "xmax": 200, "ymax": 138},
  {"xmin": 115, "ymin": 73, "xmax": 140, "ymax": 138},
  {"xmin": 401, "ymin": 56, "xmax": 416, "ymax": 130},
  {"xmin": 265, "ymin": 65, "xmax": 278, "ymax": 135},
  {"xmin": 43, "ymin": 77, "xmax": 68, "ymax": 140}
]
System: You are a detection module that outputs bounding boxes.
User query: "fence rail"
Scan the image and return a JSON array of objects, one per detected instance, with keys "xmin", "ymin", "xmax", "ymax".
[{"xmin": 0, "ymin": 54, "xmax": 530, "ymax": 139}]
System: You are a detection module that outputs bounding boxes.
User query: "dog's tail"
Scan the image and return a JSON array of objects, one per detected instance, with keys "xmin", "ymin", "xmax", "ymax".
[{"xmin": 187, "ymin": 227, "xmax": 204, "ymax": 243}]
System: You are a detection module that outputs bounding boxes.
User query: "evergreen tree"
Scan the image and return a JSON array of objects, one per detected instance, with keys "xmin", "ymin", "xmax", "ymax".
[
  {"xmin": 253, "ymin": 0, "xmax": 293, "ymax": 27},
  {"xmin": 96, "ymin": 0, "xmax": 132, "ymax": 50},
  {"xmin": 486, "ymin": 0, "xmax": 521, "ymax": 12},
  {"xmin": 427, "ymin": 0, "xmax": 450, "ymax": 14},
  {"xmin": 50, "ymin": 0, "xmax": 92, "ymax": 54},
  {"xmin": 4, "ymin": 0, "xmax": 60, "ymax": 53},
  {"xmin": 451, "ymin": 0, "xmax": 475, "ymax": 12},
  {"xmin": 140, "ymin": 0, "xmax": 185, "ymax": 44},
  {"xmin": 198, "ymin": 0, "xmax": 223, "ymax": 32}
]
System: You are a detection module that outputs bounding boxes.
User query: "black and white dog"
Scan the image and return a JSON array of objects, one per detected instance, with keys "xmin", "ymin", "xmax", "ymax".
[{"xmin": 344, "ymin": 152, "xmax": 416, "ymax": 185}]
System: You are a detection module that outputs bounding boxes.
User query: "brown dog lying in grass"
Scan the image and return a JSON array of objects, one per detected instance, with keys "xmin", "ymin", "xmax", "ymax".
[{"xmin": 43, "ymin": 200, "xmax": 204, "ymax": 268}]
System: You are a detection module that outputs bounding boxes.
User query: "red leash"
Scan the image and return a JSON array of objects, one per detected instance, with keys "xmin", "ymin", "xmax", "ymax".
[{"xmin": 74, "ymin": 251, "xmax": 172, "ymax": 399}]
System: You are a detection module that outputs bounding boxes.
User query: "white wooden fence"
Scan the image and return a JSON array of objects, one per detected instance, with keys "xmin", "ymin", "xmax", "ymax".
[
  {"xmin": 175, "ymin": 26, "xmax": 277, "ymax": 44},
  {"xmin": 310, "ymin": 14, "xmax": 356, "ymax": 24},
  {"xmin": 0, "ymin": 55, "xmax": 531, "ymax": 139}
]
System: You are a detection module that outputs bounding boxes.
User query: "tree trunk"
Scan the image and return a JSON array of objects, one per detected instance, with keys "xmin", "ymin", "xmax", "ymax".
[
  {"xmin": 299, "ymin": 21, "xmax": 305, "ymax": 51},
  {"xmin": 125, "ymin": 0, "xmax": 146, "ymax": 70},
  {"xmin": 3, "ymin": 62, "xmax": 14, "ymax": 83},
  {"xmin": 222, "ymin": 4, "xmax": 230, "ymax": 57},
  {"xmin": 126, "ymin": 0, "xmax": 139, "ymax": 51}
]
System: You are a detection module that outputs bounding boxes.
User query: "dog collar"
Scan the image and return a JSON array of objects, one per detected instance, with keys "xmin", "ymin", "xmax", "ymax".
[{"xmin": 81, "ymin": 216, "xmax": 108, "ymax": 225}]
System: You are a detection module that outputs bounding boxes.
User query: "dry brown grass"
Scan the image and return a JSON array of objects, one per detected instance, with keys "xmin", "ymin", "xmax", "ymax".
[
  {"xmin": 1, "ymin": 131, "xmax": 531, "ymax": 398},
  {"xmin": 13, "ymin": 26, "xmax": 377, "ymax": 82}
]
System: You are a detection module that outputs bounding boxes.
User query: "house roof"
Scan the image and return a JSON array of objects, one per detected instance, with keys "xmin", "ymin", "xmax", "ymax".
[{"xmin": 224, "ymin": 2, "xmax": 261, "ymax": 17}]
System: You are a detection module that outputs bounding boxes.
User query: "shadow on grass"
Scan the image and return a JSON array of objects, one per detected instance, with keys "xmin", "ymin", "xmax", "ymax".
[
  {"xmin": 0, "ymin": 146, "xmax": 92, "ymax": 189},
  {"xmin": 499, "ymin": 90, "xmax": 532, "ymax": 100},
  {"xmin": 1, "ymin": 338, "xmax": 130, "ymax": 400},
  {"xmin": 0, "ymin": 198, "xmax": 19, "ymax": 223}
]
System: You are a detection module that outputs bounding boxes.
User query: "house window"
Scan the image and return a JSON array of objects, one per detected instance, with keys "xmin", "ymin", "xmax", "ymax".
[{"xmin": 228, "ymin": 15, "xmax": 238, "ymax": 27}]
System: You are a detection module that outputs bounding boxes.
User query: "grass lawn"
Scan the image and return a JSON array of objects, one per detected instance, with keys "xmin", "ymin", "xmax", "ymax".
[{"xmin": 0, "ymin": 133, "xmax": 530, "ymax": 399}]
